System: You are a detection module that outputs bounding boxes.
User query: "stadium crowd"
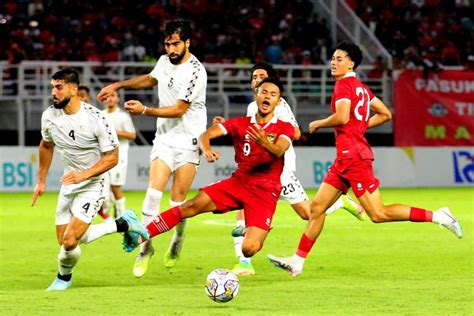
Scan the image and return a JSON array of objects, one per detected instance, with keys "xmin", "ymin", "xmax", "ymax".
[{"xmin": 2, "ymin": 0, "xmax": 472, "ymax": 69}]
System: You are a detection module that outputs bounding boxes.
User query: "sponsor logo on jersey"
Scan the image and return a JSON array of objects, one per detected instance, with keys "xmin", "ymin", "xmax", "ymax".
[{"xmin": 267, "ymin": 133, "xmax": 276, "ymax": 143}]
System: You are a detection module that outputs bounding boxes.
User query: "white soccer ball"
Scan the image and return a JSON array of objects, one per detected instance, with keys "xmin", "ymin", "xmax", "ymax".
[{"xmin": 204, "ymin": 268, "xmax": 240, "ymax": 303}]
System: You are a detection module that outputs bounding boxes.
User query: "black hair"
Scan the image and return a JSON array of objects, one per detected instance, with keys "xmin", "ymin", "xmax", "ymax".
[
  {"xmin": 335, "ymin": 41, "xmax": 363, "ymax": 69},
  {"xmin": 256, "ymin": 76, "xmax": 284, "ymax": 96},
  {"xmin": 250, "ymin": 62, "xmax": 277, "ymax": 83},
  {"xmin": 52, "ymin": 68, "xmax": 80, "ymax": 86},
  {"xmin": 164, "ymin": 20, "xmax": 193, "ymax": 41},
  {"xmin": 78, "ymin": 85, "xmax": 89, "ymax": 93}
]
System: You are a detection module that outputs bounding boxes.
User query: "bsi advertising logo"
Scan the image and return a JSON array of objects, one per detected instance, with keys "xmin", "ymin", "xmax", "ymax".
[
  {"xmin": 313, "ymin": 161, "xmax": 332, "ymax": 185},
  {"xmin": 452, "ymin": 151, "xmax": 474, "ymax": 183},
  {"xmin": 2, "ymin": 161, "xmax": 33, "ymax": 188}
]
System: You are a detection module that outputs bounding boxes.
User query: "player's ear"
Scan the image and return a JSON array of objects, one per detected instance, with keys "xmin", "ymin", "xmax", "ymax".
[{"xmin": 185, "ymin": 39, "xmax": 190, "ymax": 49}]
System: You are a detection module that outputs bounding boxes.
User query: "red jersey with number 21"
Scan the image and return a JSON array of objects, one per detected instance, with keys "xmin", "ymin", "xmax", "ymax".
[
  {"xmin": 220, "ymin": 114, "xmax": 294, "ymax": 193},
  {"xmin": 332, "ymin": 72, "xmax": 376, "ymax": 160}
]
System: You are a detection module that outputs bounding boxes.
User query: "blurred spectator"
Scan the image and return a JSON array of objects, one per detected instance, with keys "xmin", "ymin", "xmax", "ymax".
[{"xmin": 368, "ymin": 55, "xmax": 388, "ymax": 79}]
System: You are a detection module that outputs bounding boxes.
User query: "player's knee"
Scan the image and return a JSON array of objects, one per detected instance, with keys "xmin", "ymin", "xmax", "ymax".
[
  {"xmin": 241, "ymin": 239, "xmax": 262, "ymax": 257},
  {"xmin": 61, "ymin": 234, "xmax": 79, "ymax": 251},
  {"xmin": 309, "ymin": 200, "xmax": 326, "ymax": 217},
  {"xmin": 179, "ymin": 199, "xmax": 200, "ymax": 217}
]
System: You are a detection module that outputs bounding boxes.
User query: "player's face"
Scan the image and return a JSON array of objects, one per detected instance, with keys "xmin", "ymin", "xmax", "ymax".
[
  {"xmin": 104, "ymin": 91, "xmax": 119, "ymax": 109},
  {"xmin": 77, "ymin": 89, "xmax": 90, "ymax": 102},
  {"xmin": 165, "ymin": 33, "xmax": 189, "ymax": 65},
  {"xmin": 331, "ymin": 49, "xmax": 355, "ymax": 79},
  {"xmin": 255, "ymin": 82, "xmax": 280, "ymax": 116},
  {"xmin": 51, "ymin": 79, "xmax": 77, "ymax": 109},
  {"xmin": 251, "ymin": 69, "xmax": 269, "ymax": 93}
]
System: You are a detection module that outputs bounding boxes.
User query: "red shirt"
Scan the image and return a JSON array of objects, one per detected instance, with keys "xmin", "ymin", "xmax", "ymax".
[
  {"xmin": 220, "ymin": 114, "xmax": 294, "ymax": 192},
  {"xmin": 331, "ymin": 72, "xmax": 376, "ymax": 160}
]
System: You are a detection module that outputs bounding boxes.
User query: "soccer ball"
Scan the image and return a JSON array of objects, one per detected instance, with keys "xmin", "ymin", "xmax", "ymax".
[{"xmin": 204, "ymin": 268, "xmax": 240, "ymax": 303}]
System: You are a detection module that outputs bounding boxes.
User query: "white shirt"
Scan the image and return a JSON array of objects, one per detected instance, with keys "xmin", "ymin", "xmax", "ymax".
[
  {"xmin": 246, "ymin": 98, "xmax": 298, "ymax": 172},
  {"xmin": 150, "ymin": 54, "xmax": 207, "ymax": 150},
  {"xmin": 41, "ymin": 102, "xmax": 118, "ymax": 187},
  {"xmin": 102, "ymin": 107, "xmax": 135, "ymax": 160}
]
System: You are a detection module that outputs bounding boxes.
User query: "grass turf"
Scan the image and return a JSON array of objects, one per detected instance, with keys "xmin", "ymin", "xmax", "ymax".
[{"xmin": 0, "ymin": 188, "xmax": 472, "ymax": 315}]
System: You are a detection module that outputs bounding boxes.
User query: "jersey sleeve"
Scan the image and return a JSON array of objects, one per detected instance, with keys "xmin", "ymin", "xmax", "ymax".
[
  {"xmin": 278, "ymin": 121, "xmax": 295, "ymax": 144},
  {"xmin": 366, "ymin": 86, "xmax": 377, "ymax": 105},
  {"xmin": 177, "ymin": 63, "xmax": 207, "ymax": 103},
  {"xmin": 277, "ymin": 99, "xmax": 299, "ymax": 127},
  {"xmin": 95, "ymin": 115, "xmax": 119, "ymax": 153},
  {"xmin": 334, "ymin": 80, "xmax": 353, "ymax": 104},
  {"xmin": 149, "ymin": 57, "xmax": 164, "ymax": 82},
  {"xmin": 221, "ymin": 116, "xmax": 238, "ymax": 136},
  {"xmin": 40, "ymin": 109, "xmax": 53, "ymax": 143}
]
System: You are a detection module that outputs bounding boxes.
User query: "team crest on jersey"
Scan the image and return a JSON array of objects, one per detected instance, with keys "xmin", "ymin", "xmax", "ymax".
[{"xmin": 266, "ymin": 133, "xmax": 276, "ymax": 143}]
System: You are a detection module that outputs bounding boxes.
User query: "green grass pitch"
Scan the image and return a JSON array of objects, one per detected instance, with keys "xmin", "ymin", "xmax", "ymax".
[{"xmin": 0, "ymin": 188, "xmax": 472, "ymax": 315}]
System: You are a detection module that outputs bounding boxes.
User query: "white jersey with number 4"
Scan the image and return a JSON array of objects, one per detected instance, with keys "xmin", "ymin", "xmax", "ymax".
[
  {"xmin": 150, "ymin": 54, "xmax": 207, "ymax": 150},
  {"xmin": 247, "ymin": 98, "xmax": 298, "ymax": 172},
  {"xmin": 41, "ymin": 102, "xmax": 119, "ymax": 192}
]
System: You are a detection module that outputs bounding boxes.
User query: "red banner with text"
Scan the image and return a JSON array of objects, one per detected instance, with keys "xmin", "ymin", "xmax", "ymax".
[{"xmin": 394, "ymin": 70, "xmax": 474, "ymax": 146}]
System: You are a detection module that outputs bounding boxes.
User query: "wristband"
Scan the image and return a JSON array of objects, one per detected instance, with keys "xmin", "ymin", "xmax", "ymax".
[{"xmin": 141, "ymin": 106, "xmax": 147, "ymax": 115}]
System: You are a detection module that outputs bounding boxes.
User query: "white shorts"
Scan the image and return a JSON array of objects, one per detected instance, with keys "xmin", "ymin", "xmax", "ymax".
[
  {"xmin": 108, "ymin": 158, "xmax": 128, "ymax": 186},
  {"xmin": 150, "ymin": 138, "xmax": 200, "ymax": 172},
  {"xmin": 279, "ymin": 170, "xmax": 308, "ymax": 205},
  {"xmin": 55, "ymin": 177, "xmax": 108, "ymax": 225}
]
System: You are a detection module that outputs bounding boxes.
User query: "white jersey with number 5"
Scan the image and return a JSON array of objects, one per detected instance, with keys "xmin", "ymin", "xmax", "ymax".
[
  {"xmin": 247, "ymin": 98, "xmax": 298, "ymax": 172},
  {"xmin": 41, "ymin": 102, "xmax": 118, "ymax": 192},
  {"xmin": 150, "ymin": 54, "xmax": 207, "ymax": 150}
]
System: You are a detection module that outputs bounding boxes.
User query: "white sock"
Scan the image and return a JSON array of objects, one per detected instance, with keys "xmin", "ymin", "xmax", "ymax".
[
  {"xmin": 236, "ymin": 219, "xmax": 245, "ymax": 228},
  {"xmin": 325, "ymin": 196, "xmax": 345, "ymax": 215},
  {"xmin": 58, "ymin": 245, "xmax": 81, "ymax": 276},
  {"xmin": 233, "ymin": 236, "xmax": 251, "ymax": 264},
  {"xmin": 79, "ymin": 220, "xmax": 117, "ymax": 244},
  {"xmin": 142, "ymin": 188, "xmax": 163, "ymax": 226},
  {"xmin": 115, "ymin": 197, "xmax": 126, "ymax": 217},
  {"xmin": 140, "ymin": 188, "xmax": 162, "ymax": 254},
  {"xmin": 170, "ymin": 200, "xmax": 186, "ymax": 248}
]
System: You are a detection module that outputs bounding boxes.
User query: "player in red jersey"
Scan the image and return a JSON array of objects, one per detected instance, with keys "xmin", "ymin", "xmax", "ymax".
[
  {"xmin": 122, "ymin": 77, "xmax": 295, "ymax": 258},
  {"xmin": 267, "ymin": 41, "xmax": 463, "ymax": 277}
]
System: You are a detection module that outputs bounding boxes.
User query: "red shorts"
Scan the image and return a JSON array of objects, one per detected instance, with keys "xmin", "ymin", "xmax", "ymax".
[
  {"xmin": 323, "ymin": 158, "xmax": 380, "ymax": 198},
  {"xmin": 200, "ymin": 176, "xmax": 279, "ymax": 231}
]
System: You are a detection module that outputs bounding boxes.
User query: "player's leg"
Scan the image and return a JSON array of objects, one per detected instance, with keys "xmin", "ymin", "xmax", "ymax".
[
  {"xmin": 164, "ymin": 151, "xmax": 199, "ymax": 268},
  {"xmin": 325, "ymin": 195, "xmax": 365, "ymax": 220},
  {"xmin": 357, "ymin": 189, "xmax": 463, "ymax": 238},
  {"xmin": 231, "ymin": 209, "xmax": 255, "ymax": 276},
  {"xmin": 241, "ymin": 226, "xmax": 269, "ymax": 258},
  {"xmin": 133, "ymin": 157, "xmax": 171, "ymax": 277},
  {"xmin": 111, "ymin": 185, "xmax": 125, "ymax": 218},
  {"xmin": 268, "ymin": 182, "xmax": 341, "ymax": 276}
]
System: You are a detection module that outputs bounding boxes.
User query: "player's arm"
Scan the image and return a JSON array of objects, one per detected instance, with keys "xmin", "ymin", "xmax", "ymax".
[
  {"xmin": 31, "ymin": 139, "xmax": 54, "ymax": 206},
  {"xmin": 293, "ymin": 127, "xmax": 301, "ymax": 141},
  {"xmin": 116, "ymin": 130, "xmax": 136, "ymax": 141},
  {"xmin": 199, "ymin": 124, "xmax": 224, "ymax": 162},
  {"xmin": 367, "ymin": 98, "xmax": 392, "ymax": 129},
  {"xmin": 309, "ymin": 100, "xmax": 350, "ymax": 133},
  {"xmin": 97, "ymin": 74, "xmax": 157, "ymax": 102},
  {"xmin": 124, "ymin": 99, "xmax": 190, "ymax": 118},
  {"xmin": 60, "ymin": 147, "xmax": 119, "ymax": 185},
  {"xmin": 247, "ymin": 124, "xmax": 291, "ymax": 157}
]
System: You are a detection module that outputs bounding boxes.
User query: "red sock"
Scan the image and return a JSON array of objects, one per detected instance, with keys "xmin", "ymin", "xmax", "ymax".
[
  {"xmin": 409, "ymin": 207, "xmax": 433, "ymax": 222},
  {"xmin": 98, "ymin": 209, "xmax": 110, "ymax": 220},
  {"xmin": 295, "ymin": 233, "xmax": 316, "ymax": 258},
  {"xmin": 146, "ymin": 206, "xmax": 183, "ymax": 238}
]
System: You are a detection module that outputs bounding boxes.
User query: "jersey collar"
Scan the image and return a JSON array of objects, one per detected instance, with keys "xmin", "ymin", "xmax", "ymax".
[
  {"xmin": 343, "ymin": 72, "xmax": 357, "ymax": 78},
  {"xmin": 250, "ymin": 112, "xmax": 278, "ymax": 129}
]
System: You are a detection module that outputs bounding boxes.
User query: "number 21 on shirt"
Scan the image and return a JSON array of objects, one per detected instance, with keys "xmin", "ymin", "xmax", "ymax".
[{"xmin": 354, "ymin": 87, "xmax": 370, "ymax": 122}]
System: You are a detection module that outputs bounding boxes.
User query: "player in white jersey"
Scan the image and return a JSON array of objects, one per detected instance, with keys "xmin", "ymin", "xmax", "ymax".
[
  {"xmin": 102, "ymin": 91, "xmax": 136, "ymax": 217},
  {"xmin": 97, "ymin": 20, "xmax": 207, "ymax": 277},
  {"xmin": 214, "ymin": 63, "xmax": 364, "ymax": 276},
  {"xmin": 31, "ymin": 68, "xmax": 149, "ymax": 291}
]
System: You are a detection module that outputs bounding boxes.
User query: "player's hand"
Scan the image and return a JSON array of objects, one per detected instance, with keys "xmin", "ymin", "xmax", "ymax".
[
  {"xmin": 247, "ymin": 124, "xmax": 267, "ymax": 145},
  {"xmin": 97, "ymin": 84, "xmax": 117, "ymax": 103},
  {"xmin": 309, "ymin": 120, "xmax": 322, "ymax": 133},
  {"xmin": 203, "ymin": 150, "xmax": 220, "ymax": 163},
  {"xmin": 124, "ymin": 100, "xmax": 145, "ymax": 115},
  {"xmin": 60, "ymin": 171, "xmax": 86, "ymax": 185},
  {"xmin": 31, "ymin": 182, "xmax": 46, "ymax": 206},
  {"xmin": 212, "ymin": 116, "xmax": 225, "ymax": 125}
]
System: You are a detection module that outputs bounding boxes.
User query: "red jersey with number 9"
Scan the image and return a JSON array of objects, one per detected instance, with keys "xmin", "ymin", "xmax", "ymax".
[
  {"xmin": 331, "ymin": 72, "xmax": 376, "ymax": 160},
  {"xmin": 220, "ymin": 114, "xmax": 294, "ymax": 193}
]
